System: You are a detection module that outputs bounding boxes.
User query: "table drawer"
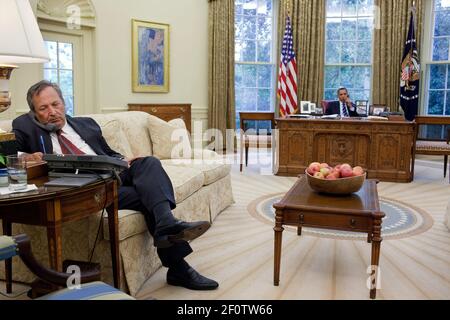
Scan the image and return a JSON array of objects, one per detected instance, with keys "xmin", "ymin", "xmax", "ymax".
[{"xmin": 284, "ymin": 211, "xmax": 371, "ymax": 232}]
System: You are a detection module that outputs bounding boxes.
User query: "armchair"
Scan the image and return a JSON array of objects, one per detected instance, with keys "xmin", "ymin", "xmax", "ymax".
[{"xmin": 0, "ymin": 234, "xmax": 134, "ymax": 300}]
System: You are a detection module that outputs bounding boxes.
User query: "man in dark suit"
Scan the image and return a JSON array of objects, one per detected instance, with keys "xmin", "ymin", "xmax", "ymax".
[
  {"xmin": 324, "ymin": 87, "xmax": 359, "ymax": 117},
  {"xmin": 12, "ymin": 80, "xmax": 218, "ymax": 291}
]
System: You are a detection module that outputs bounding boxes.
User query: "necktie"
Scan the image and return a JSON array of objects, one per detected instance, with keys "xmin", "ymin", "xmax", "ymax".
[
  {"xmin": 56, "ymin": 130, "xmax": 85, "ymax": 155},
  {"xmin": 342, "ymin": 102, "xmax": 349, "ymax": 117}
]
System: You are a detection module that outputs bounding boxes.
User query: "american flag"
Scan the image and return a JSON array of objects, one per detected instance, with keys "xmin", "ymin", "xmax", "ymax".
[{"xmin": 277, "ymin": 16, "xmax": 298, "ymax": 117}]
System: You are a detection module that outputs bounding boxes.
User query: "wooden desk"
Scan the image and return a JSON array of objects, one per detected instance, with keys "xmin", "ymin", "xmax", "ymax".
[
  {"xmin": 128, "ymin": 103, "xmax": 192, "ymax": 133},
  {"xmin": 276, "ymin": 117, "xmax": 416, "ymax": 182},
  {"xmin": 0, "ymin": 176, "xmax": 120, "ymax": 292},
  {"xmin": 273, "ymin": 177, "xmax": 385, "ymax": 299}
]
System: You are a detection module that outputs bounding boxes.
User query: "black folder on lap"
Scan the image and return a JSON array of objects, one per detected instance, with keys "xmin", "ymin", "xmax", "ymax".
[{"xmin": 44, "ymin": 176, "xmax": 99, "ymax": 188}]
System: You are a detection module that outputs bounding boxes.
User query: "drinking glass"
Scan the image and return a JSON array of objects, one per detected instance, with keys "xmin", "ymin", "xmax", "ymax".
[{"xmin": 7, "ymin": 156, "xmax": 27, "ymax": 191}]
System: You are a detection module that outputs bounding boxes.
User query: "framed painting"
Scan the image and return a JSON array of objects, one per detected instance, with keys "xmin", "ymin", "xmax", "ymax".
[
  {"xmin": 132, "ymin": 19, "xmax": 170, "ymax": 93},
  {"xmin": 300, "ymin": 101, "xmax": 311, "ymax": 114},
  {"xmin": 355, "ymin": 100, "xmax": 369, "ymax": 116}
]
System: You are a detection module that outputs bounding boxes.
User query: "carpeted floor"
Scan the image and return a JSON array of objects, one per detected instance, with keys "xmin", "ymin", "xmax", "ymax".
[{"xmin": 136, "ymin": 154, "xmax": 450, "ymax": 300}]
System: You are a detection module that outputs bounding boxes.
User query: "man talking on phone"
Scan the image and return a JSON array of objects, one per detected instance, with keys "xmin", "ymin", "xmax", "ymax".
[
  {"xmin": 12, "ymin": 80, "xmax": 219, "ymax": 291},
  {"xmin": 324, "ymin": 87, "xmax": 359, "ymax": 117}
]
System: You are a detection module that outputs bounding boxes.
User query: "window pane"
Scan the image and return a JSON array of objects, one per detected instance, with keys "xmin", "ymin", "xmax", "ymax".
[
  {"xmin": 341, "ymin": 42, "xmax": 356, "ymax": 63},
  {"xmin": 356, "ymin": 41, "xmax": 372, "ymax": 63},
  {"xmin": 324, "ymin": 89, "xmax": 336, "ymax": 100},
  {"xmin": 59, "ymin": 42, "xmax": 73, "ymax": 69},
  {"xmin": 448, "ymin": 65, "xmax": 450, "ymax": 88},
  {"xmin": 257, "ymin": 17, "xmax": 271, "ymax": 40},
  {"xmin": 446, "ymin": 91, "xmax": 450, "ymax": 115},
  {"xmin": 241, "ymin": 40, "xmax": 256, "ymax": 61},
  {"xmin": 327, "ymin": 0, "xmax": 342, "ymax": 17},
  {"xmin": 257, "ymin": 0, "xmax": 271, "ymax": 16},
  {"xmin": 340, "ymin": 66, "xmax": 354, "ymax": 87},
  {"xmin": 59, "ymin": 70, "xmax": 74, "ymax": 95},
  {"xmin": 236, "ymin": 3, "xmax": 243, "ymax": 15},
  {"xmin": 44, "ymin": 41, "xmax": 58, "ymax": 68},
  {"xmin": 236, "ymin": 88, "xmax": 245, "ymax": 110},
  {"xmin": 358, "ymin": 0, "xmax": 374, "ymax": 15},
  {"xmin": 63, "ymin": 95, "xmax": 74, "ymax": 116},
  {"xmin": 342, "ymin": 0, "xmax": 357, "ymax": 16},
  {"xmin": 435, "ymin": 0, "xmax": 450, "ymax": 10},
  {"xmin": 243, "ymin": 88, "xmax": 258, "ymax": 111},
  {"xmin": 428, "ymin": 90, "xmax": 445, "ymax": 114},
  {"xmin": 434, "ymin": 11, "xmax": 450, "ymax": 37},
  {"xmin": 257, "ymin": 89, "xmax": 271, "ymax": 111},
  {"xmin": 242, "ymin": 64, "xmax": 257, "ymax": 87},
  {"xmin": 429, "ymin": 64, "xmax": 447, "ymax": 89},
  {"xmin": 342, "ymin": 18, "xmax": 357, "ymax": 40},
  {"xmin": 357, "ymin": 18, "xmax": 373, "ymax": 40},
  {"xmin": 243, "ymin": 0, "xmax": 257, "ymax": 15},
  {"xmin": 257, "ymin": 64, "xmax": 272, "ymax": 87},
  {"xmin": 432, "ymin": 37, "xmax": 450, "ymax": 61},
  {"xmin": 325, "ymin": 66, "xmax": 340, "ymax": 88},
  {"xmin": 243, "ymin": 16, "xmax": 257, "ymax": 40},
  {"xmin": 235, "ymin": 64, "xmax": 244, "ymax": 88},
  {"xmin": 235, "ymin": 16, "xmax": 244, "ymax": 39},
  {"xmin": 44, "ymin": 69, "xmax": 58, "ymax": 83},
  {"xmin": 257, "ymin": 40, "xmax": 271, "ymax": 62},
  {"xmin": 326, "ymin": 41, "xmax": 341, "ymax": 64},
  {"xmin": 326, "ymin": 18, "xmax": 341, "ymax": 40}
]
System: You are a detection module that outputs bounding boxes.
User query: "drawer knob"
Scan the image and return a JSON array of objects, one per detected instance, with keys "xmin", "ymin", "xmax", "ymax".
[
  {"xmin": 350, "ymin": 219, "xmax": 356, "ymax": 227},
  {"xmin": 299, "ymin": 214, "xmax": 304, "ymax": 223}
]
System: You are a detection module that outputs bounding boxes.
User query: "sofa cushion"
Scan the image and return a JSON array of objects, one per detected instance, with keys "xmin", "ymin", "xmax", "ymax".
[
  {"xmin": 93, "ymin": 118, "xmax": 134, "ymax": 159},
  {"xmin": 162, "ymin": 165, "xmax": 204, "ymax": 203},
  {"xmin": 103, "ymin": 209, "xmax": 147, "ymax": 241},
  {"xmin": 0, "ymin": 120, "xmax": 12, "ymax": 133},
  {"xmin": 147, "ymin": 115, "xmax": 192, "ymax": 160}
]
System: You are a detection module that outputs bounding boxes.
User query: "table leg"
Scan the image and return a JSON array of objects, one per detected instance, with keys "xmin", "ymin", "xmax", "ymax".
[
  {"xmin": 273, "ymin": 210, "xmax": 284, "ymax": 286},
  {"xmin": 369, "ymin": 214, "xmax": 383, "ymax": 299},
  {"xmin": 106, "ymin": 181, "xmax": 120, "ymax": 289},
  {"xmin": 2, "ymin": 220, "xmax": 12, "ymax": 294},
  {"xmin": 46, "ymin": 224, "xmax": 63, "ymax": 271}
]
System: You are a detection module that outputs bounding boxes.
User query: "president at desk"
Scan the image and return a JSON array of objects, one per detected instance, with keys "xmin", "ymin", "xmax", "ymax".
[{"xmin": 325, "ymin": 87, "xmax": 359, "ymax": 117}]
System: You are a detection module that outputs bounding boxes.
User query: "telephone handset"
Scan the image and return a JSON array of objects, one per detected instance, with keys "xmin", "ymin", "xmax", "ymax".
[{"xmin": 28, "ymin": 111, "xmax": 58, "ymax": 133}]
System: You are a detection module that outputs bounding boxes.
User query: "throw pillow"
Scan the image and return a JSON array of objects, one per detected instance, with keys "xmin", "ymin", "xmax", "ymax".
[{"xmin": 147, "ymin": 116, "xmax": 192, "ymax": 160}]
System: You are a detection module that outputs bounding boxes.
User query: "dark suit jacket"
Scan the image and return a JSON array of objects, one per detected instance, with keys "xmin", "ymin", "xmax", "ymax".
[
  {"xmin": 325, "ymin": 101, "xmax": 359, "ymax": 117},
  {"xmin": 12, "ymin": 114, "xmax": 123, "ymax": 158}
]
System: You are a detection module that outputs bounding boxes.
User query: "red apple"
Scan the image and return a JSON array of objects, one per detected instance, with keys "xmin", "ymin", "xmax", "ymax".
[
  {"xmin": 340, "ymin": 166, "xmax": 354, "ymax": 178},
  {"xmin": 326, "ymin": 174, "xmax": 337, "ymax": 180},
  {"xmin": 307, "ymin": 162, "xmax": 321, "ymax": 175},
  {"xmin": 352, "ymin": 166, "xmax": 364, "ymax": 176}
]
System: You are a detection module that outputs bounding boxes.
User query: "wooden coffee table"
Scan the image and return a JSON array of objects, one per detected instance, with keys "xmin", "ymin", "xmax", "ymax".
[{"xmin": 273, "ymin": 176, "xmax": 385, "ymax": 299}]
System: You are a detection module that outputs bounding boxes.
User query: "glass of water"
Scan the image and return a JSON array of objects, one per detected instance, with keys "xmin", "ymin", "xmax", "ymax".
[{"xmin": 7, "ymin": 156, "xmax": 27, "ymax": 191}]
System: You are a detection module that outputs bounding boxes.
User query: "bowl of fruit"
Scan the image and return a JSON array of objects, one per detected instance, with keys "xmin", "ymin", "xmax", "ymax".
[{"xmin": 305, "ymin": 162, "xmax": 366, "ymax": 195}]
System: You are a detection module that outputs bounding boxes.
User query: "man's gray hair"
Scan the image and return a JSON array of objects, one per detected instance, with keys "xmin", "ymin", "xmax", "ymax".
[{"xmin": 27, "ymin": 80, "xmax": 65, "ymax": 111}]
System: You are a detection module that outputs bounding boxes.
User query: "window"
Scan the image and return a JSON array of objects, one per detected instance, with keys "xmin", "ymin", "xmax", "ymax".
[
  {"xmin": 235, "ymin": 0, "xmax": 276, "ymax": 131},
  {"xmin": 43, "ymin": 41, "xmax": 75, "ymax": 116},
  {"xmin": 324, "ymin": 0, "xmax": 374, "ymax": 101},
  {"xmin": 426, "ymin": 0, "xmax": 450, "ymax": 115}
]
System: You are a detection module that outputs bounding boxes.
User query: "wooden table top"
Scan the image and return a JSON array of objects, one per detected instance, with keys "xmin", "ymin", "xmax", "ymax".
[{"xmin": 273, "ymin": 175, "xmax": 381, "ymax": 216}]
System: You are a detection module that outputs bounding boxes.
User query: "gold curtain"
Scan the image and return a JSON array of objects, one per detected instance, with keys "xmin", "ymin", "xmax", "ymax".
[
  {"xmin": 277, "ymin": 0, "xmax": 326, "ymax": 111},
  {"xmin": 208, "ymin": 0, "xmax": 235, "ymax": 148},
  {"xmin": 372, "ymin": 0, "xmax": 425, "ymax": 111}
]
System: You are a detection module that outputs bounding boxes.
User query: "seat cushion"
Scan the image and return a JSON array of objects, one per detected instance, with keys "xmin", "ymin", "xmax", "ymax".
[
  {"xmin": 37, "ymin": 281, "xmax": 135, "ymax": 300},
  {"xmin": 163, "ymin": 165, "xmax": 204, "ymax": 202},
  {"xmin": 416, "ymin": 140, "xmax": 450, "ymax": 153},
  {"xmin": 244, "ymin": 135, "xmax": 273, "ymax": 147},
  {"xmin": 162, "ymin": 159, "xmax": 231, "ymax": 186},
  {"xmin": 0, "ymin": 236, "xmax": 17, "ymax": 260},
  {"xmin": 103, "ymin": 210, "xmax": 147, "ymax": 241}
]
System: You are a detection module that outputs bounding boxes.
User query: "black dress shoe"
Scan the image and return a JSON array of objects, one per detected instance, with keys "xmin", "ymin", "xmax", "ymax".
[
  {"xmin": 154, "ymin": 220, "xmax": 211, "ymax": 248},
  {"xmin": 167, "ymin": 267, "xmax": 219, "ymax": 290}
]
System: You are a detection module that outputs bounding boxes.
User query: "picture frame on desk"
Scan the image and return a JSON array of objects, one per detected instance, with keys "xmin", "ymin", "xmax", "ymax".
[
  {"xmin": 371, "ymin": 106, "xmax": 386, "ymax": 116},
  {"xmin": 300, "ymin": 101, "xmax": 311, "ymax": 114},
  {"xmin": 132, "ymin": 19, "xmax": 170, "ymax": 93},
  {"xmin": 355, "ymin": 100, "xmax": 369, "ymax": 116}
]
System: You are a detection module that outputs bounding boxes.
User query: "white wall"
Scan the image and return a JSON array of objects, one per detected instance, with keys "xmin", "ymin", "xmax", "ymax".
[{"xmin": 3, "ymin": 0, "xmax": 209, "ymax": 128}]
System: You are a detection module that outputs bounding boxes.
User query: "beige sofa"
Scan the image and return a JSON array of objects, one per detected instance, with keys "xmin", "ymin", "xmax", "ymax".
[{"xmin": 0, "ymin": 111, "xmax": 234, "ymax": 296}]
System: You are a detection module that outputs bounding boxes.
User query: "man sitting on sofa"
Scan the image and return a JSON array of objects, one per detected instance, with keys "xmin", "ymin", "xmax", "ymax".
[
  {"xmin": 12, "ymin": 80, "xmax": 218, "ymax": 291},
  {"xmin": 324, "ymin": 87, "xmax": 359, "ymax": 117}
]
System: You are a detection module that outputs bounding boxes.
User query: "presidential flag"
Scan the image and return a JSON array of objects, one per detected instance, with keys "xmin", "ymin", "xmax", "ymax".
[
  {"xmin": 277, "ymin": 15, "xmax": 298, "ymax": 117},
  {"xmin": 400, "ymin": 14, "xmax": 420, "ymax": 121}
]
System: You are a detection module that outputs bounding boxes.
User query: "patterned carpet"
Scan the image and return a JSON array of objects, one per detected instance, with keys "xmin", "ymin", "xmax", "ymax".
[{"xmin": 137, "ymin": 155, "xmax": 450, "ymax": 300}]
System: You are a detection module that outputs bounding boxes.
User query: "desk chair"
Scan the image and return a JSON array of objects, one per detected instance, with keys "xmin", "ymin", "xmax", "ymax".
[
  {"xmin": 320, "ymin": 100, "xmax": 334, "ymax": 114},
  {"xmin": 239, "ymin": 112, "xmax": 275, "ymax": 172},
  {"xmin": 0, "ymin": 234, "xmax": 134, "ymax": 300},
  {"xmin": 413, "ymin": 116, "xmax": 450, "ymax": 182}
]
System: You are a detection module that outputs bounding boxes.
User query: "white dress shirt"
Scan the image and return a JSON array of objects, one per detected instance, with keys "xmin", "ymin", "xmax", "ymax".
[{"xmin": 50, "ymin": 122, "xmax": 97, "ymax": 155}]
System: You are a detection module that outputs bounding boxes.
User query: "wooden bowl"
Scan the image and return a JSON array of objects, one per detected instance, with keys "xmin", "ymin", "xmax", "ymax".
[{"xmin": 305, "ymin": 170, "xmax": 366, "ymax": 195}]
